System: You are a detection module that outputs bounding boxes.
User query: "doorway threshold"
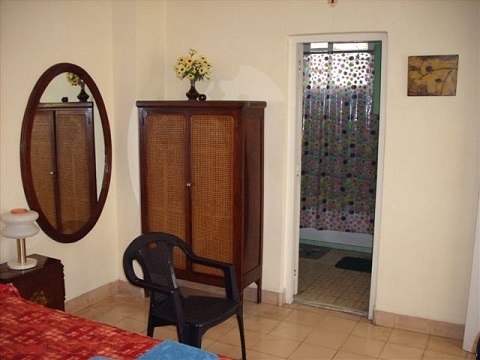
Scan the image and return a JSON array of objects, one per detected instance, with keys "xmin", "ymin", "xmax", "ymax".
[{"xmin": 294, "ymin": 296, "xmax": 368, "ymax": 317}]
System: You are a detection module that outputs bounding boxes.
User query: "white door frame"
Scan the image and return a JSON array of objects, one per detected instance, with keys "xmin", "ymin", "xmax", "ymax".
[{"xmin": 284, "ymin": 32, "xmax": 388, "ymax": 320}]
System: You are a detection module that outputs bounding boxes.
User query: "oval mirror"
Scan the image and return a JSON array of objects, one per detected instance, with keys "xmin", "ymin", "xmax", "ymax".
[{"xmin": 20, "ymin": 63, "xmax": 112, "ymax": 243}]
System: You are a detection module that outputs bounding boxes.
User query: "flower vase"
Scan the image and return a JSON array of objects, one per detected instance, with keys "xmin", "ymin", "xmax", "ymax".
[
  {"xmin": 186, "ymin": 79, "xmax": 199, "ymax": 101},
  {"xmin": 77, "ymin": 81, "xmax": 89, "ymax": 102}
]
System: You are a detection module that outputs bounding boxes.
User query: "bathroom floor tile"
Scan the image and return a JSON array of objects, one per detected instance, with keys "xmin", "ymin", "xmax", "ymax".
[{"xmin": 296, "ymin": 247, "xmax": 372, "ymax": 315}]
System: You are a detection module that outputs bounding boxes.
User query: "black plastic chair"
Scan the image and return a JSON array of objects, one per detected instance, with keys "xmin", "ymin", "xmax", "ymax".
[
  {"xmin": 476, "ymin": 335, "xmax": 480, "ymax": 360},
  {"xmin": 123, "ymin": 232, "xmax": 246, "ymax": 360}
]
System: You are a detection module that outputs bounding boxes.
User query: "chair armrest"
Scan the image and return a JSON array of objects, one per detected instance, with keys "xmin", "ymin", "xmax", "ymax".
[
  {"xmin": 189, "ymin": 254, "xmax": 233, "ymax": 271},
  {"xmin": 129, "ymin": 277, "xmax": 176, "ymax": 297},
  {"xmin": 188, "ymin": 254, "xmax": 240, "ymax": 301}
]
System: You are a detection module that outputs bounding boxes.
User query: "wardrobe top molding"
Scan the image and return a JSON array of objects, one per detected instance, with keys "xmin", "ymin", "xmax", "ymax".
[{"xmin": 136, "ymin": 100, "xmax": 267, "ymax": 109}]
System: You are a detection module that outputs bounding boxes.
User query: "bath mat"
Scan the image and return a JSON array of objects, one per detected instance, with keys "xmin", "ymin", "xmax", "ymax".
[
  {"xmin": 299, "ymin": 244, "xmax": 330, "ymax": 260},
  {"xmin": 335, "ymin": 257, "xmax": 372, "ymax": 273}
]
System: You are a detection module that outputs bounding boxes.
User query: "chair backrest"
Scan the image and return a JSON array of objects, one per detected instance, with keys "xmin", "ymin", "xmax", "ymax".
[{"xmin": 123, "ymin": 232, "xmax": 191, "ymax": 304}]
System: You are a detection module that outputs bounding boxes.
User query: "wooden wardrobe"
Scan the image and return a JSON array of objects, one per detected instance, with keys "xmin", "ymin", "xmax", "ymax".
[{"xmin": 137, "ymin": 101, "xmax": 265, "ymax": 301}]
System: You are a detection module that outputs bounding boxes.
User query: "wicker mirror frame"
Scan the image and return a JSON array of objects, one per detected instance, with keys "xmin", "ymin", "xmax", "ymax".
[{"xmin": 20, "ymin": 63, "xmax": 112, "ymax": 243}]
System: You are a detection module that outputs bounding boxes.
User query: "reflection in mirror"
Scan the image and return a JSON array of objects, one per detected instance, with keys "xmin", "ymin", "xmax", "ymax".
[
  {"xmin": 21, "ymin": 63, "xmax": 112, "ymax": 243},
  {"xmin": 40, "ymin": 74, "xmax": 105, "ymax": 199},
  {"xmin": 32, "ymin": 101, "xmax": 96, "ymax": 235}
]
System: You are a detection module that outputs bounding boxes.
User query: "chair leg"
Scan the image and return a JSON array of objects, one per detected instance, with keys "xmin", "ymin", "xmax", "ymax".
[
  {"xmin": 147, "ymin": 323, "xmax": 154, "ymax": 337},
  {"xmin": 476, "ymin": 336, "xmax": 480, "ymax": 360},
  {"xmin": 236, "ymin": 309, "xmax": 247, "ymax": 360},
  {"xmin": 190, "ymin": 330, "xmax": 202, "ymax": 349},
  {"xmin": 176, "ymin": 326, "xmax": 189, "ymax": 345},
  {"xmin": 147, "ymin": 316, "xmax": 154, "ymax": 337},
  {"xmin": 181, "ymin": 328, "xmax": 202, "ymax": 349}
]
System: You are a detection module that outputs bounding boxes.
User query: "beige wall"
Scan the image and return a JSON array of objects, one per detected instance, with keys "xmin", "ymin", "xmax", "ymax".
[
  {"xmin": 1, "ymin": 0, "xmax": 479, "ymax": 326},
  {"xmin": 0, "ymin": 0, "xmax": 119, "ymax": 300}
]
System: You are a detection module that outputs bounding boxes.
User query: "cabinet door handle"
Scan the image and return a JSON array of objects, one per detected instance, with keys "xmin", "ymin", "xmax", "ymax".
[{"xmin": 186, "ymin": 182, "xmax": 192, "ymax": 187}]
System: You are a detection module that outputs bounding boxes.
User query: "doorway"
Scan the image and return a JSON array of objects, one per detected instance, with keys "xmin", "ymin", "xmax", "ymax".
[
  {"xmin": 285, "ymin": 33, "xmax": 387, "ymax": 320},
  {"xmin": 296, "ymin": 40, "xmax": 380, "ymax": 315}
]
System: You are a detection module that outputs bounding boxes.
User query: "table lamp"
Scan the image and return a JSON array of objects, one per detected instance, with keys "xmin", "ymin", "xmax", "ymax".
[{"xmin": 1, "ymin": 208, "xmax": 39, "ymax": 270}]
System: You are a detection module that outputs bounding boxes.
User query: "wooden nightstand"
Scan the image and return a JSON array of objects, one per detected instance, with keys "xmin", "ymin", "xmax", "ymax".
[{"xmin": 0, "ymin": 254, "xmax": 65, "ymax": 310}]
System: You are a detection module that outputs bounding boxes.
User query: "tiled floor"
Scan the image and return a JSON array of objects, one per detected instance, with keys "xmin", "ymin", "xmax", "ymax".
[
  {"xmin": 296, "ymin": 247, "xmax": 372, "ymax": 315},
  {"xmin": 71, "ymin": 292, "xmax": 475, "ymax": 360}
]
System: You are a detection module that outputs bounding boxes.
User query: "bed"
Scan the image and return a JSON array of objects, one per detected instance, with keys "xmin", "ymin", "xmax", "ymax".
[{"xmin": 0, "ymin": 284, "xmax": 233, "ymax": 360}]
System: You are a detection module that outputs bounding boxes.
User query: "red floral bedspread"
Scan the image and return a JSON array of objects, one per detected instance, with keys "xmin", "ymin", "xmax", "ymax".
[{"xmin": 0, "ymin": 284, "xmax": 233, "ymax": 360}]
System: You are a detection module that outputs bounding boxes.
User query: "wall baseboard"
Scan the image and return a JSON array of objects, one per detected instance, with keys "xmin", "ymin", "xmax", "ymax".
[
  {"xmin": 65, "ymin": 281, "xmax": 120, "ymax": 313},
  {"xmin": 66, "ymin": 280, "xmax": 284, "ymax": 314},
  {"xmin": 374, "ymin": 310, "xmax": 464, "ymax": 341},
  {"xmin": 244, "ymin": 286, "xmax": 284, "ymax": 306}
]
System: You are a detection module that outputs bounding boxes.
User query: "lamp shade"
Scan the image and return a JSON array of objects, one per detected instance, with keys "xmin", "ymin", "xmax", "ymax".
[
  {"xmin": 1, "ymin": 208, "xmax": 39, "ymax": 270},
  {"xmin": 1, "ymin": 209, "xmax": 39, "ymax": 238}
]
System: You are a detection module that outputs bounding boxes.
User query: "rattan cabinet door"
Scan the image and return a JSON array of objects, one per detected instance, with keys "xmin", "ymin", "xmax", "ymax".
[
  {"xmin": 31, "ymin": 110, "xmax": 57, "ymax": 228},
  {"xmin": 190, "ymin": 113, "xmax": 235, "ymax": 277},
  {"xmin": 140, "ymin": 112, "xmax": 188, "ymax": 270},
  {"xmin": 55, "ymin": 109, "xmax": 96, "ymax": 234}
]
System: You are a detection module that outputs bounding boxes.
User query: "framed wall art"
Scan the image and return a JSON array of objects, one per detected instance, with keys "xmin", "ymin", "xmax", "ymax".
[{"xmin": 408, "ymin": 55, "xmax": 459, "ymax": 96}]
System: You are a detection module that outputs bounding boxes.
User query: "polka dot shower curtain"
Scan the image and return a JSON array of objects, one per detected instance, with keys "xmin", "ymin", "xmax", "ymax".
[{"xmin": 300, "ymin": 51, "xmax": 379, "ymax": 235}]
